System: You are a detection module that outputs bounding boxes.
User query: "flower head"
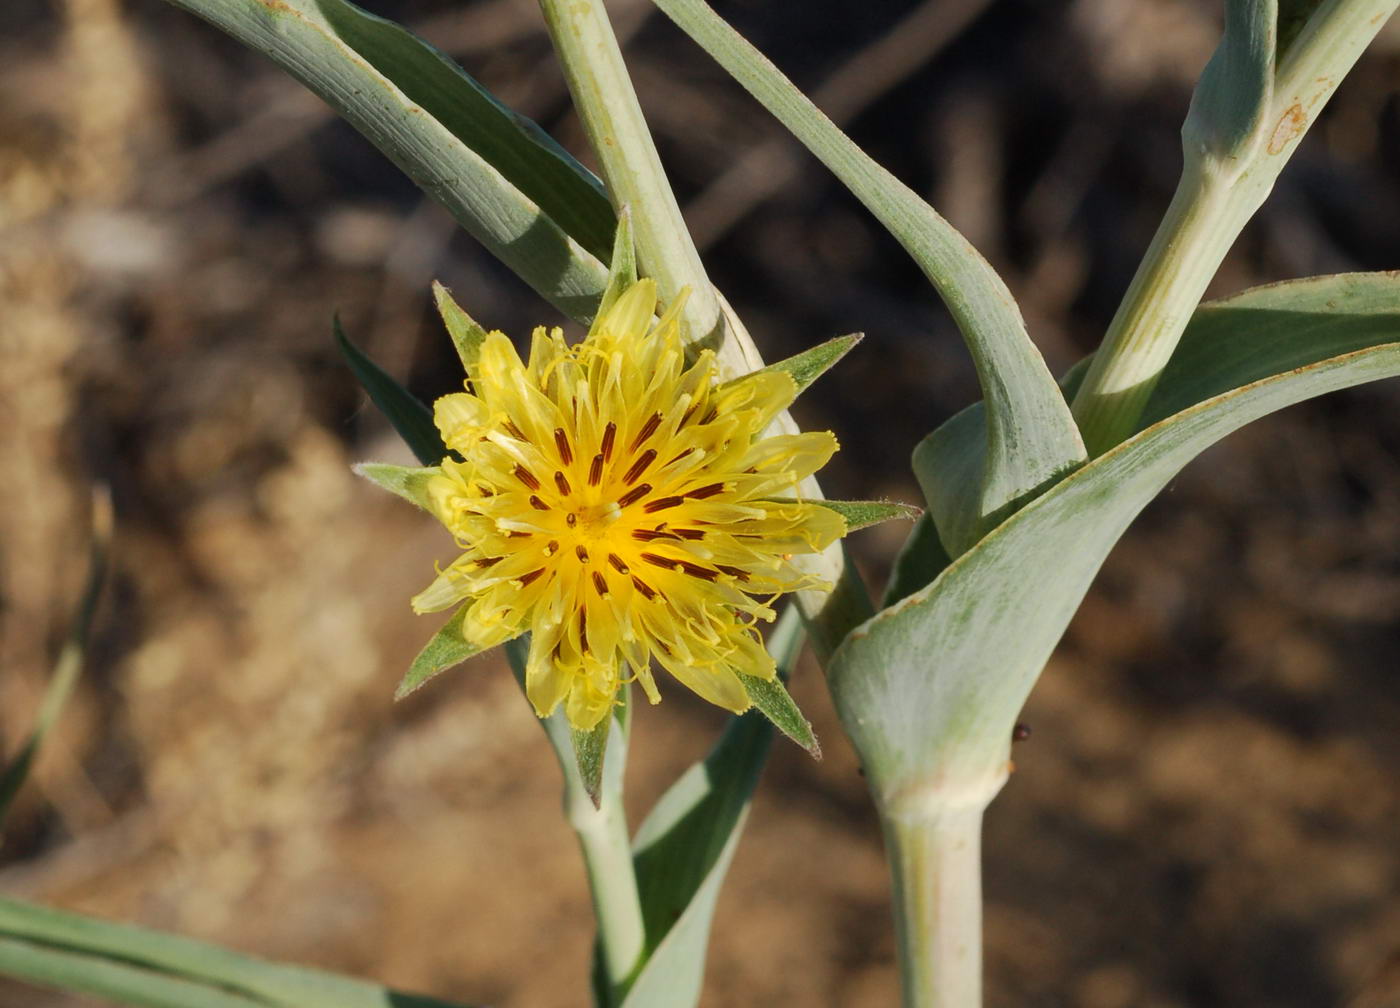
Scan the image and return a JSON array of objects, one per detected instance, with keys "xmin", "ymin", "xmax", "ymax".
[{"xmin": 413, "ymin": 279, "xmax": 844, "ymax": 730}]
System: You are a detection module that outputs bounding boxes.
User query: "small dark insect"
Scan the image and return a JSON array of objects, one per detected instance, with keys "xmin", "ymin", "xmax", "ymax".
[{"xmin": 1012, "ymin": 722, "xmax": 1032, "ymax": 742}]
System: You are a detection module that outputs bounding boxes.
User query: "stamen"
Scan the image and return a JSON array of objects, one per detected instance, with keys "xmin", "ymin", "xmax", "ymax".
[
  {"xmin": 644, "ymin": 495, "xmax": 684, "ymax": 513},
  {"xmin": 632, "ymin": 528, "xmax": 680, "ymax": 542},
  {"xmin": 504, "ymin": 420, "xmax": 527, "ymax": 441},
  {"xmin": 554, "ymin": 428, "xmax": 573, "ymax": 464},
  {"xmin": 700, "ymin": 406, "xmax": 718, "ymax": 426},
  {"xmin": 554, "ymin": 471, "xmax": 572, "ymax": 495},
  {"xmin": 686, "ymin": 482, "xmax": 726, "ymax": 500},
  {"xmin": 675, "ymin": 559, "xmax": 719, "ymax": 581},
  {"xmin": 617, "ymin": 483, "xmax": 651, "ymax": 509},
  {"xmin": 641, "ymin": 552, "xmax": 674, "ymax": 570},
  {"xmin": 608, "ymin": 553, "xmax": 630, "ymax": 575},
  {"xmin": 544, "ymin": 540, "xmax": 559, "ymax": 556},
  {"xmin": 576, "ymin": 545, "xmax": 590, "ymax": 563},
  {"xmin": 579, "ymin": 610, "xmax": 588, "ymax": 653},
  {"xmin": 665, "ymin": 449, "xmax": 692, "ymax": 466},
  {"xmin": 592, "ymin": 571, "xmax": 609, "ymax": 597},
  {"xmin": 474, "ymin": 556, "xmax": 502, "ymax": 567},
  {"xmin": 631, "ymin": 576, "xmax": 657, "ymax": 600},
  {"xmin": 629, "ymin": 412, "xmax": 662, "ymax": 451},
  {"xmin": 528, "ymin": 495, "xmax": 549, "ymax": 511},
  {"xmin": 623, "ymin": 449, "xmax": 656, "ymax": 484},
  {"xmin": 675, "ymin": 528, "xmax": 705, "ymax": 540},
  {"xmin": 717, "ymin": 564, "xmax": 750, "ymax": 581},
  {"xmin": 601, "ymin": 422, "xmax": 617, "ymax": 462},
  {"xmin": 513, "ymin": 465, "xmax": 540, "ymax": 490},
  {"xmin": 566, "ymin": 513, "xmax": 578, "ymax": 527},
  {"xmin": 517, "ymin": 569, "xmax": 545, "ymax": 587},
  {"xmin": 589, "ymin": 453, "xmax": 604, "ymax": 486}
]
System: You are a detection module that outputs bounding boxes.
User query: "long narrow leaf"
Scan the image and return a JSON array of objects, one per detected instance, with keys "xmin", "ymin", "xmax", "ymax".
[
  {"xmin": 650, "ymin": 0, "xmax": 1085, "ymax": 549},
  {"xmin": 0, "ymin": 938, "xmax": 264, "ymax": 1008},
  {"xmin": 0, "ymin": 898, "xmax": 472, "ymax": 1008},
  {"xmin": 618, "ymin": 608, "xmax": 804, "ymax": 1006},
  {"xmin": 837, "ymin": 272, "xmax": 1400, "ymax": 794},
  {"xmin": 335, "ymin": 317, "xmax": 446, "ymax": 466},
  {"xmin": 163, "ymin": 0, "xmax": 611, "ymax": 320}
]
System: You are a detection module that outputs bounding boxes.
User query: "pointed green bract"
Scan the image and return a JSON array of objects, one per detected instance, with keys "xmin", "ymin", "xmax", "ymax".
[
  {"xmin": 335, "ymin": 317, "xmax": 446, "ymax": 467},
  {"xmin": 395, "ymin": 604, "xmax": 493, "ymax": 700},
  {"xmin": 809, "ymin": 498, "xmax": 920, "ymax": 533},
  {"xmin": 163, "ymin": 0, "xmax": 612, "ymax": 320},
  {"xmin": 572, "ymin": 702, "xmax": 617, "ymax": 810},
  {"xmin": 432, "ymin": 282, "xmax": 488, "ymax": 375},
  {"xmin": 352, "ymin": 463, "xmax": 438, "ymax": 512},
  {"xmin": 836, "ymin": 272, "xmax": 1400, "ymax": 799},
  {"xmin": 597, "ymin": 211, "xmax": 640, "ymax": 324},
  {"xmin": 651, "ymin": 0, "xmax": 1085, "ymax": 546},
  {"xmin": 737, "ymin": 671, "xmax": 818, "ymax": 756},
  {"xmin": 733, "ymin": 333, "xmax": 862, "ymax": 396}
]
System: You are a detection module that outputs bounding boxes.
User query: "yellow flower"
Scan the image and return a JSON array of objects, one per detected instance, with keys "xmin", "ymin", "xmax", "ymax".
[{"xmin": 413, "ymin": 279, "xmax": 845, "ymax": 731}]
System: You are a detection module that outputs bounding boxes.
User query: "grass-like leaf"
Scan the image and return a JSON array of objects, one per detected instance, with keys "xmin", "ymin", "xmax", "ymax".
[
  {"xmin": 335, "ymin": 317, "xmax": 446, "ymax": 467},
  {"xmin": 164, "ymin": 0, "xmax": 612, "ymax": 320},
  {"xmin": 0, "ymin": 490, "xmax": 110, "ymax": 827},
  {"xmin": 0, "ymin": 898, "xmax": 473, "ymax": 1008}
]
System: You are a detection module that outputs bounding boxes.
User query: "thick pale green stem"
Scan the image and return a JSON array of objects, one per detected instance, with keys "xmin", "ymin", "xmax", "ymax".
[
  {"xmin": 881, "ymin": 802, "xmax": 988, "ymax": 1008},
  {"xmin": 1072, "ymin": 0, "xmax": 1398, "ymax": 456},
  {"xmin": 569, "ymin": 789, "xmax": 646, "ymax": 1000},
  {"xmin": 537, "ymin": 0, "xmax": 724, "ymax": 353},
  {"xmin": 1070, "ymin": 163, "xmax": 1251, "ymax": 456}
]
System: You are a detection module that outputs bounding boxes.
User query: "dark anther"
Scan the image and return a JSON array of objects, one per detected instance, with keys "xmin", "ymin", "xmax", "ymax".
[
  {"xmin": 623, "ymin": 449, "xmax": 657, "ymax": 484},
  {"xmin": 643, "ymin": 495, "xmax": 684, "ymax": 513},
  {"xmin": 685, "ymin": 482, "xmax": 725, "ymax": 500},
  {"xmin": 589, "ymin": 453, "xmax": 604, "ymax": 486},
  {"xmin": 630, "ymin": 412, "xmax": 663, "ymax": 451},
  {"xmin": 554, "ymin": 428, "xmax": 573, "ymax": 464},
  {"xmin": 617, "ymin": 483, "xmax": 651, "ymax": 508},
  {"xmin": 608, "ymin": 553, "xmax": 630, "ymax": 575},
  {"xmin": 513, "ymin": 465, "xmax": 540, "ymax": 490},
  {"xmin": 601, "ymin": 422, "xmax": 617, "ymax": 462},
  {"xmin": 528, "ymin": 495, "xmax": 549, "ymax": 511}
]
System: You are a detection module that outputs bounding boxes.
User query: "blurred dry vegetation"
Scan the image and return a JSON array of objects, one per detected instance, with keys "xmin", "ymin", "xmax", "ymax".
[{"xmin": 2, "ymin": 0, "xmax": 1400, "ymax": 1005}]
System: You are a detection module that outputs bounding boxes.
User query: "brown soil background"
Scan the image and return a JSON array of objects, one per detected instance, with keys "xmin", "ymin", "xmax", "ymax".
[{"xmin": 3, "ymin": 1, "xmax": 1400, "ymax": 1005}]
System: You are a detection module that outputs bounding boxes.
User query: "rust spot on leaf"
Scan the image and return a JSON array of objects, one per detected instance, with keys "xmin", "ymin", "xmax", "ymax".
[{"xmin": 1267, "ymin": 103, "xmax": 1307, "ymax": 155}]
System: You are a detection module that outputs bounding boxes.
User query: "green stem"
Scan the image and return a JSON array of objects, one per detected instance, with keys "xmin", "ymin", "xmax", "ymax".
[
  {"xmin": 1069, "ymin": 162, "xmax": 1248, "ymax": 457},
  {"xmin": 1071, "ymin": 0, "xmax": 1399, "ymax": 456},
  {"xmin": 569, "ymin": 788, "xmax": 646, "ymax": 1001},
  {"xmin": 881, "ymin": 802, "xmax": 987, "ymax": 1008},
  {"xmin": 537, "ymin": 0, "xmax": 724, "ymax": 353}
]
